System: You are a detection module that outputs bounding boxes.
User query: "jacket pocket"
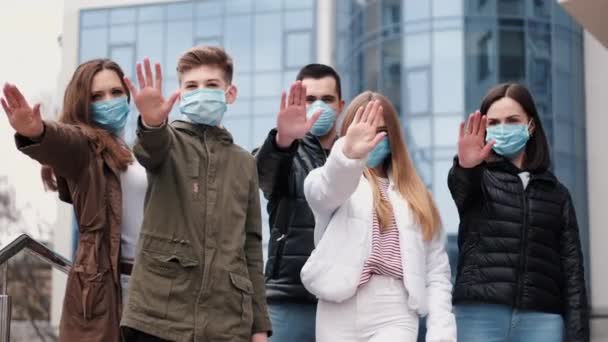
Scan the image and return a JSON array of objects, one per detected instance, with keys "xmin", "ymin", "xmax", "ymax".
[
  {"xmin": 229, "ymin": 272, "xmax": 254, "ymax": 324},
  {"xmin": 65, "ymin": 268, "xmax": 110, "ymax": 321},
  {"xmin": 130, "ymin": 250, "xmax": 199, "ymax": 320}
]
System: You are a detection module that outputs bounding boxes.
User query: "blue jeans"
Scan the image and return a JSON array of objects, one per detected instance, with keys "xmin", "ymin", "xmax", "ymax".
[
  {"xmin": 268, "ymin": 302, "xmax": 316, "ymax": 342},
  {"xmin": 455, "ymin": 303, "xmax": 564, "ymax": 342}
]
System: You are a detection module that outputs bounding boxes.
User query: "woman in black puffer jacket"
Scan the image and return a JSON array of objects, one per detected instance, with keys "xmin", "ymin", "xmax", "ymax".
[{"xmin": 448, "ymin": 83, "xmax": 589, "ymax": 342}]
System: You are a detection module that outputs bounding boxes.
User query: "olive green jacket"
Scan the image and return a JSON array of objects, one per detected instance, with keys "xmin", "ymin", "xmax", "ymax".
[{"xmin": 121, "ymin": 119, "xmax": 271, "ymax": 341}]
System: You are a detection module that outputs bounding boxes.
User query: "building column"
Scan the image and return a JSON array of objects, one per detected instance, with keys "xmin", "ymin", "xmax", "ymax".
[{"xmin": 316, "ymin": 0, "xmax": 336, "ymax": 66}]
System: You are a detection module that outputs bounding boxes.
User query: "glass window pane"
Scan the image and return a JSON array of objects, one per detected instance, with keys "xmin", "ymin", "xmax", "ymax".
[
  {"xmin": 286, "ymin": 32, "xmax": 312, "ymax": 68},
  {"xmin": 406, "ymin": 116, "xmax": 431, "ymax": 148},
  {"xmin": 196, "ymin": 0, "xmax": 224, "ymax": 17},
  {"xmin": 433, "ymin": 160, "xmax": 459, "ymax": 234},
  {"xmin": 411, "ymin": 149, "xmax": 433, "ymax": 186},
  {"xmin": 137, "ymin": 22, "xmax": 164, "ymax": 63},
  {"xmin": 253, "ymin": 115, "xmax": 277, "ymax": 148},
  {"xmin": 194, "ymin": 37, "xmax": 222, "ymax": 47},
  {"xmin": 110, "ymin": 46, "xmax": 135, "ymax": 80},
  {"xmin": 285, "ymin": 11, "xmax": 314, "ymax": 30},
  {"xmin": 166, "ymin": 21, "xmax": 194, "ymax": 78},
  {"xmin": 233, "ymin": 74, "xmax": 252, "ymax": 99},
  {"xmin": 433, "ymin": 116, "xmax": 461, "ymax": 146},
  {"xmin": 498, "ymin": 0, "xmax": 523, "ymax": 16},
  {"xmin": 256, "ymin": 0, "xmax": 282, "ymax": 11},
  {"xmin": 225, "ymin": 16, "xmax": 253, "ymax": 72},
  {"xmin": 226, "ymin": 99, "xmax": 251, "ymax": 118},
  {"xmin": 406, "ymin": 70, "xmax": 429, "ymax": 113},
  {"xmin": 555, "ymin": 121, "xmax": 574, "ymax": 154},
  {"xmin": 168, "ymin": 2, "xmax": 194, "ymax": 20},
  {"xmin": 255, "ymin": 14, "xmax": 282, "ymax": 71},
  {"xmin": 365, "ymin": 45, "xmax": 380, "ymax": 90},
  {"xmin": 283, "ymin": 70, "xmax": 298, "ymax": 90},
  {"xmin": 254, "ymin": 99, "xmax": 277, "ymax": 115},
  {"xmin": 432, "ymin": 0, "xmax": 463, "ymax": 17},
  {"xmin": 226, "ymin": 0, "xmax": 253, "ymax": 14},
  {"xmin": 223, "ymin": 117, "xmax": 252, "ymax": 150},
  {"xmin": 432, "ymin": 30, "xmax": 464, "ymax": 113},
  {"xmin": 254, "ymin": 73, "xmax": 282, "ymax": 97},
  {"xmin": 404, "ymin": 0, "xmax": 430, "ymax": 22},
  {"xmin": 138, "ymin": 5, "xmax": 164, "ymax": 22},
  {"xmin": 404, "ymin": 33, "xmax": 430, "ymax": 67},
  {"xmin": 81, "ymin": 10, "xmax": 108, "ymax": 27},
  {"xmin": 111, "ymin": 7, "xmax": 136, "ymax": 24},
  {"xmin": 554, "ymin": 28, "xmax": 572, "ymax": 71},
  {"xmin": 284, "ymin": 0, "xmax": 313, "ymax": 10},
  {"xmin": 110, "ymin": 25, "xmax": 135, "ymax": 44},
  {"xmin": 195, "ymin": 18, "xmax": 222, "ymax": 38},
  {"xmin": 80, "ymin": 28, "xmax": 108, "ymax": 61},
  {"xmin": 527, "ymin": 0, "xmax": 550, "ymax": 19},
  {"xmin": 498, "ymin": 28, "xmax": 525, "ymax": 82}
]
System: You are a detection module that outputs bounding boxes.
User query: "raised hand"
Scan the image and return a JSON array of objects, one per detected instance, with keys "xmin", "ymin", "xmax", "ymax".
[
  {"xmin": 124, "ymin": 58, "xmax": 179, "ymax": 127},
  {"xmin": 342, "ymin": 100, "xmax": 386, "ymax": 159},
  {"xmin": 275, "ymin": 81, "xmax": 322, "ymax": 148},
  {"xmin": 457, "ymin": 110, "xmax": 495, "ymax": 168},
  {"xmin": 2, "ymin": 83, "xmax": 44, "ymax": 139}
]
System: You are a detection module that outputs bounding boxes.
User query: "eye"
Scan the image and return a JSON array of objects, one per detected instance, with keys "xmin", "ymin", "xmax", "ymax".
[
  {"xmin": 112, "ymin": 89, "xmax": 124, "ymax": 96},
  {"xmin": 186, "ymin": 84, "xmax": 197, "ymax": 90},
  {"xmin": 91, "ymin": 94, "xmax": 102, "ymax": 101},
  {"xmin": 207, "ymin": 83, "xmax": 219, "ymax": 88}
]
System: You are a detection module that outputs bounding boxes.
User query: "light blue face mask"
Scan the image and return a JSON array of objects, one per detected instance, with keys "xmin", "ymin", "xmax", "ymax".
[
  {"xmin": 367, "ymin": 137, "xmax": 391, "ymax": 168},
  {"xmin": 179, "ymin": 88, "xmax": 228, "ymax": 126},
  {"xmin": 307, "ymin": 100, "xmax": 337, "ymax": 137},
  {"xmin": 486, "ymin": 123, "xmax": 530, "ymax": 157},
  {"xmin": 91, "ymin": 96, "xmax": 130, "ymax": 134}
]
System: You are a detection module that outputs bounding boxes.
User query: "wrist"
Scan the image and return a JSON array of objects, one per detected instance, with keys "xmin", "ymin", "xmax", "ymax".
[
  {"xmin": 141, "ymin": 116, "xmax": 165, "ymax": 128},
  {"xmin": 24, "ymin": 122, "xmax": 45, "ymax": 142},
  {"xmin": 275, "ymin": 131, "xmax": 295, "ymax": 149}
]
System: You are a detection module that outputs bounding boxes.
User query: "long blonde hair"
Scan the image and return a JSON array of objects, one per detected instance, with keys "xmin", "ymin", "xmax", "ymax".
[{"xmin": 340, "ymin": 91, "xmax": 442, "ymax": 240}]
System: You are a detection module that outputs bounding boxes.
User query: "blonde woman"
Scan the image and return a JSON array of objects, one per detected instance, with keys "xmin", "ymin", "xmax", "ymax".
[{"xmin": 301, "ymin": 92, "xmax": 456, "ymax": 342}]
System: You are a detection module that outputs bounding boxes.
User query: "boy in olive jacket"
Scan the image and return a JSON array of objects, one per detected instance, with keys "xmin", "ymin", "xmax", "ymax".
[{"xmin": 120, "ymin": 46, "xmax": 271, "ymax": 342}]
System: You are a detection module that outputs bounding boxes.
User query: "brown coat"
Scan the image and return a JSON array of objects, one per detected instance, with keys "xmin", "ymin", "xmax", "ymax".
[{"xmin": 16, "ymin": 121, "xmax": 123, "ymax": 342}]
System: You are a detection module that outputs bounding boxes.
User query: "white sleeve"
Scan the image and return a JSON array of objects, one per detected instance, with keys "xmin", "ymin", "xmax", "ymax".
[
  {"xmin": 303, "ymin": 137, "xmax": 366, "ymax": 238},
  {"xmin": 425, "ymin": 231, "xmax": 457, "ymax": 342}
]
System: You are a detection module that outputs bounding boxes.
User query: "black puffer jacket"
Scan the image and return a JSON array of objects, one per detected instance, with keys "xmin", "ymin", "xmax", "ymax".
[
  {"xmin": 448, "ymin": 156, "xmax": 589, "ymax": 341},
  {"xmin": 254, "ymin": 129, "xmax": 329, "ymax": 303}
]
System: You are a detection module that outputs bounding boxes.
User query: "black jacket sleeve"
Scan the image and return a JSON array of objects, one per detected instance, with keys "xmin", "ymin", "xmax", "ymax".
[
  {"xmin": 253, "ymin": 129, "xmax": 298, "ymax": 200},
  {"xmin": 560, "ymin": 191, "xmax": 590, "ymax": 342},
  {"xmin": 447, "ymin": 156, "xmax": 483, "ymax": 215}
]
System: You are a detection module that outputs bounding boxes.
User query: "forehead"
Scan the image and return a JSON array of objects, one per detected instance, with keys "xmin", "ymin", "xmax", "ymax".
[
  {"xmin": 301, "ymin": 76, "xmax": 338, "ymax": 98},
  {"xmin": 486, "ymin": 97, "xmax": 527, "ymax": 119},
  {"xmin": 91, "ymin": 69, "xmax": 123, "ymax": 91},
  {"xmin": 180, "ymin": 65, "xmax": 227, "ymax": 84}
]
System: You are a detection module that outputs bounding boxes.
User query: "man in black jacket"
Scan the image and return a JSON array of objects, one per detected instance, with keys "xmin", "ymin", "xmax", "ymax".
[{"xmin": 254, "ymin": 64, "xmax": 344, "ymax": 342}]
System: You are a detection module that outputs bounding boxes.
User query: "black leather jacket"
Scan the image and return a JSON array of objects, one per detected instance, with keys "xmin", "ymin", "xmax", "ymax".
[
  {"xmin": 448, "ymin": 156, "xmax": 589, "ymax": 341},
  {"xmin": 254, "ymin": 129, "xmax": 330, "ymax": 303}
]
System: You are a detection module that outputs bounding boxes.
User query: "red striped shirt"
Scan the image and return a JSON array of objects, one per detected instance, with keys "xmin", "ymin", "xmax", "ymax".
[{"xmin": 359, "ymin": 178, "xmax": 403, "ymax": 286}]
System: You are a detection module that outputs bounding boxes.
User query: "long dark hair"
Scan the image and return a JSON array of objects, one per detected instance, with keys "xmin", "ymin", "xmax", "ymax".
[
  {"xmin": 479, "ymin": 83, "xmax": 551, "ymax": 172},
  {"xmin": 41, "ymin": 59, "xmax": 132, "ymax": 191}
]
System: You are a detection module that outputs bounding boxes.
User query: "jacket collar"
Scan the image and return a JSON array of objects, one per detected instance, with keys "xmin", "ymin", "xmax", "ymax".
[
  {"xmin": 172, "ymin": 120, "xmax": 234, "ymax": 145},
  {"xmin": 301, "ymin": 132, "xmax": 337, "ymax": 154},
  {"xmin": 485, "ymin": 156, "xmax": 557, "ymax": 185}
]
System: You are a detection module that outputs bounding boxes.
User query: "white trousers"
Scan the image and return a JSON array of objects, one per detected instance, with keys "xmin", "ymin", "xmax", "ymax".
[{"xmin": 316, "ymin": 275, "xmax": 419, "ymax": 342}]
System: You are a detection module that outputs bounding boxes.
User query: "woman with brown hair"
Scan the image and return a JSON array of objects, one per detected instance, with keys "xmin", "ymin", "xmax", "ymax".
[
  {"xmin": 300, "ymin": 92, "xmax": 455, "ymax": 342},
  {"xmin": 2, "ymin": 58, "xmax": 147, "ymax": 342}
]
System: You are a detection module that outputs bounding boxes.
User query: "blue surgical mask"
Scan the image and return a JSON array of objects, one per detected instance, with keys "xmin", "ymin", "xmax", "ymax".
[
  {"xmin": 367, "ymin": 137, "xmax": 391, "ymax": 168},
  {"xmin": 91, "ymin": 96, "xmax": 130, "ymax": 134},
  {"xmin": 307, "ymin": 100, "xmax": 336, "ymax": 137},
  {"xmin": 179, "ymin": 88, "xmax": 228, "ymax": 126},
  {"xmin": 486, "ymin": 123, "xmax": 530, "ymax": 157}
]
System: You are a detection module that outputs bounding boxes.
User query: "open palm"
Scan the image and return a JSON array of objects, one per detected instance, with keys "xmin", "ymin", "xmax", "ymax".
[
  {"xmin": 457, "ymin": 111, "xmax": 495, "ymax": 168},
  {"xmin": 124, "ymin": 58, "xmax": 179, "ymax": 127},
  {"xmin": 275, "ymin": 81, "xmax": 321, "ymax": 147},
  {"xmin": 2, "ymin": 83, "xmax": 44, "ymax": 139},
  {"xmin": 343, "ymin": 100, "xmax": 386, "ymax": 159}
]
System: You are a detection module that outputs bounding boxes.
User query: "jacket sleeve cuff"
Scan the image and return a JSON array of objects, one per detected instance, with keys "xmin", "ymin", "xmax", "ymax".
[
  {"xmin": 268, "ymin": 128, "xmax": 299, "ymax": 154},
  {"xmin": 136, "ymin": 116, "xmax": 170, "ymax": 150}
]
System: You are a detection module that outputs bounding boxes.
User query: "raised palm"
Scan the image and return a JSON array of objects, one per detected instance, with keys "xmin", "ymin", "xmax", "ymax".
[
  {"xmin": 458, "ymin": 111, "xmax": 495, "ymax": 168},
  {"xmin": 275, "ymin": 81, "xmax": 321, "ymax": 147},
  {"xmin": 124, "ymin": 58, "xmax": 179, "ymax": 127},
  {"xmin": 2, "ymin": 83, "xmax": 44, "ymax": 139},
  {"xmin": 343, "ymin": 100, "xmax": 386, "ymax": 159}
]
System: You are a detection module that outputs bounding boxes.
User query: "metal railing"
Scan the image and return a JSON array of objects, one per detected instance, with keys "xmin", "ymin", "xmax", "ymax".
[{"xmin": 0, "ymin": 234, "xmax": 72, "ymax": 342}]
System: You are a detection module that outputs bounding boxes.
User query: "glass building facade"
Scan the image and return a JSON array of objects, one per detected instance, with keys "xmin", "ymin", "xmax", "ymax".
[
  {"xmin": 77, "ymin": 0, "xmax": 318, "ymax": 257},
  {"xmin": 336, "ymin": 0, "xmax": 588, "ymax": 272}
]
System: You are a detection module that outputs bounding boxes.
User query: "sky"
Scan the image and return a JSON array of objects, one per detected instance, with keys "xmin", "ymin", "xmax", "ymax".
[{"xmin": 0, "ymin": 0, "xmax": 65, "ymax": 243}]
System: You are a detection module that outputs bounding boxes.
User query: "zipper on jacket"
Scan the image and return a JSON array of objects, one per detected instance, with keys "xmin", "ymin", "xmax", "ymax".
[
  {"xmin": 271, "ymin": 233, "xmax": 287, "ymax": 279},
  {"xmin": 515, "ymin": 182, "xmax": 529, "ymax": 308}
]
